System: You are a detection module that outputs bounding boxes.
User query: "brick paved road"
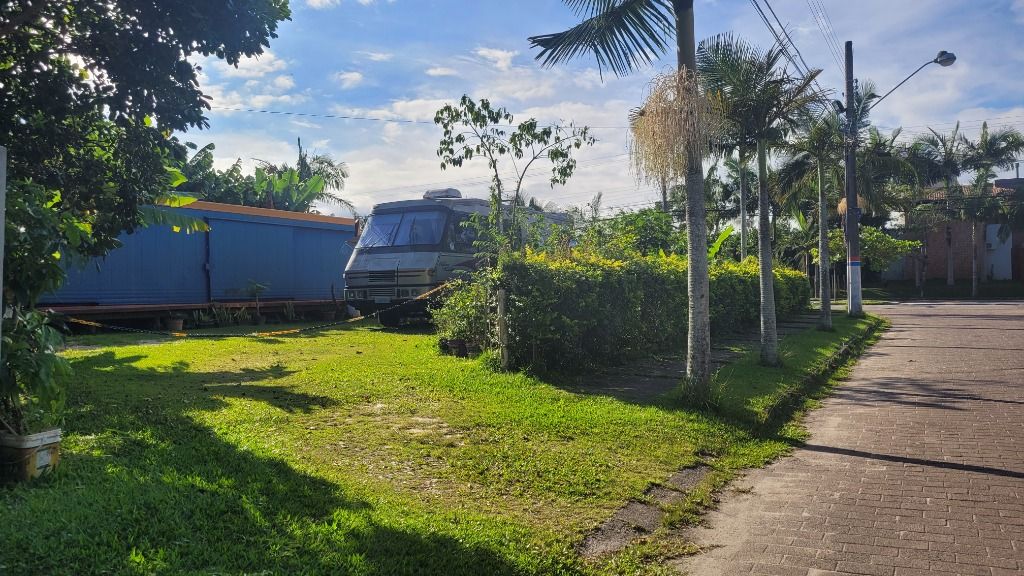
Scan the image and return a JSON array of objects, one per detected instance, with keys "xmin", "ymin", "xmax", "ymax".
[{"xmin": 677, "ymin": 302, "xmax": 1024, "ymax": 576}]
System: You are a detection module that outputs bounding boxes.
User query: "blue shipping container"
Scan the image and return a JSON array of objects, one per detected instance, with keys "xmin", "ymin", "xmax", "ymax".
[{"xmin": 40, "ymin": 201, "xmax": 356, "ymax": 306}]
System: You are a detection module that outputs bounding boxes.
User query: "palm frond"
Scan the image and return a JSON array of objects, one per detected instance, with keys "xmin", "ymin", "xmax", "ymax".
[{"xmin": 529, "ymin": 0, "xmax": 674, "ymax": 77}]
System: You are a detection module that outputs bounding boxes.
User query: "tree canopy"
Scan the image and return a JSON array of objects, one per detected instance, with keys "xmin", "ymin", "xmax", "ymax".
[{"xmin": 0, "ymin": 0, "xmax": 290, "ymax": 433}]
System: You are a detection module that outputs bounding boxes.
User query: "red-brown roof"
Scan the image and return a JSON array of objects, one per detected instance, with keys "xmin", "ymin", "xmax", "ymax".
[{"xmin": 185, "ymin": 201, "xmax": 356, "ymax": 226}]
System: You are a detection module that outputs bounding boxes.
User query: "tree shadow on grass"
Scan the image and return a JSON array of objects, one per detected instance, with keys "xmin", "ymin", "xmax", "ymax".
[{"xmin": 0, "ymin": 352, "xmax": 525, "ymax": 575}]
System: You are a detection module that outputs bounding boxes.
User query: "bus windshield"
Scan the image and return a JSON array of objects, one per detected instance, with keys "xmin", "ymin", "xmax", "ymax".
[{"xmin": 357, "ymin": 210, "xmax": 448, "ymax": 248}]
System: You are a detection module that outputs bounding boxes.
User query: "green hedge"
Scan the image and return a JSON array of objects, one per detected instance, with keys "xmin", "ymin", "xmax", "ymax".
[{"xmin": 433, "ymin": 253, "xmax": 810, "ymax": 372}]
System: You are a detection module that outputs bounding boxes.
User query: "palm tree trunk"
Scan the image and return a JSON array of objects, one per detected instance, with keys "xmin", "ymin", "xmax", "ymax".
[
  {"xmin": 971, "ymin": 220, "xmax": 979, "ymax": 298},
  {"xmin": 756, "ymin": 140, "xmax": 779, "ymax": 365},
  {"xmin": 817, "ymin": 160, "xmax": 831, "ymax": 330},
  {"xmin": 660, "ymin": 175, "xmax": 669, "ymax": 212},
  {"xmin": 946, "ymin": 223, "xmax": 955, "ymax": 287},
  {"xmin": 739, "ymin": 154, "xmax": 748, "ymax": 261},
  {"xmin": 674, "ymin": 0, "xmax": 711, "ymax": 396},
  {"xmin": 945, "ymin": 178, "xmax": 955, "ymax": 287}
]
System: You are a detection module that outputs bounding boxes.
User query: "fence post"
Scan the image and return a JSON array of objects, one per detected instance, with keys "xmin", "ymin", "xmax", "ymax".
[{"xmin": 496, "ymin": 288, "xmax": 509, "ymax": 370}]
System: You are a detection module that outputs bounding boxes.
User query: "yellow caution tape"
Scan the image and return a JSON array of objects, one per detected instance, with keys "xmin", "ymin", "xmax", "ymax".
[{"xmin": 61, "ymin": 281, "xmax": 452, "ymax": 340}]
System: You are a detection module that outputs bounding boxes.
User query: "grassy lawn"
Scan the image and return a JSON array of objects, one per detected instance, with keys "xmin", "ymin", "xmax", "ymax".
[{"xmin": 0, "ymin": 315, "xmax": 876, "ymax": 575}]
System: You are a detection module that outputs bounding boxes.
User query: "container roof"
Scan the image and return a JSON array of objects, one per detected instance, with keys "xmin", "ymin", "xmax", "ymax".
[{"xmin": 182, "ymin": 201, "xmax": 356, "ymax": 226}]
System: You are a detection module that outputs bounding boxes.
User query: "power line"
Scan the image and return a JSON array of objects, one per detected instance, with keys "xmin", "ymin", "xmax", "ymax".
[
  {"xmin": 749, "ymin": 0, "xmax": 809, "ymax": 78},
  {"xmin": 805, "ymin": 0, "xmax": 844, "ymax": 75},
  {"xmin": 351, "ymin": 153, "xmax": 637, "ymax": 199},
  {"xmin": 809, "ymin": 0, "xmax": 844, "ymax": 73},
  {"xmin": 764, "ymin": 0, "xmax": 813, "ymax": 77},
  {"xmin": 749, "ymin": 0, "xmax": 833, "ymax": 105},
  {"xmin": 211, "ymin": 106, "xmax": 436, "ymax": 125},
  {"xmin": 210, "ymin": 105, "xmax": 632, "ymax": 130}
]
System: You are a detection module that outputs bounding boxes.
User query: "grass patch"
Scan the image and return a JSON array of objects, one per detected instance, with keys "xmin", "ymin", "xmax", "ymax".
[
  {"xmin": 713, "ymin": 314, "xmax": 878, "ymax": 427},
  {"xmin": 1, "ymin": 316, "xmax": 880, "ymax": 575}
]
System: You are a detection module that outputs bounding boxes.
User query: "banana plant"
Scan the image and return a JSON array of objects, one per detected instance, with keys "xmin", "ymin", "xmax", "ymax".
[
  {"xmin": 138, "ymin": 167, "xmax": 210, "ymax": 233},
  {"xmin": 708, "ymin": 225, "xmax": 734, "ymax": 261}
]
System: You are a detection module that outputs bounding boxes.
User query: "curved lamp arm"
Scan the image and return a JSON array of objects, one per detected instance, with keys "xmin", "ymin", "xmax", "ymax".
[{"xmin": 866, "ymin": 51, "xmax": 956, "ymax": 113}]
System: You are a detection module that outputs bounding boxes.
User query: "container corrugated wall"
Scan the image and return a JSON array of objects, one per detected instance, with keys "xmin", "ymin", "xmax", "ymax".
[{"xmin": 40, "ymin": 203, "xmax": 355, "ymax": 306}]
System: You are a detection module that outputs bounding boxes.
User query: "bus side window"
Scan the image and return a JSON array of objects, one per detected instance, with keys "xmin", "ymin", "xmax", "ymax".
[{"xmin": 452, "ymin": 217, "xmax": 477, "ymax": 253}]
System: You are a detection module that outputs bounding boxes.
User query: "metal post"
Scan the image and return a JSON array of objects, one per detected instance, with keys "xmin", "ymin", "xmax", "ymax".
[
  {"xmin": 844, "ymin": 41, "xmax": 863, "ymax": 315},
  {"xmin": 496, "ymin": 288, "xmax": 509, "ymax": 370}
]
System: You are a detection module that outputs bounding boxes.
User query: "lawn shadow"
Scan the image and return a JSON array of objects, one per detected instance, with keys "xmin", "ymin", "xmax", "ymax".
[{"xmin": 0, "ymin": 351, "xmax": 525, "ymax": 575}]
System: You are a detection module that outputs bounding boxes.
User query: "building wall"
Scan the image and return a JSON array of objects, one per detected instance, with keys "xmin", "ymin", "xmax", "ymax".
[
  {"xmin": 40, "ymin": 203, "xmax": 355, "ymax": 306},
  {"xmin": 985, "ymin": 224, "xmax": 1013, "ymax": 280},
  {"xmin": 900, "ymin": 220, "xmax": 1019, "ymax": 282}
]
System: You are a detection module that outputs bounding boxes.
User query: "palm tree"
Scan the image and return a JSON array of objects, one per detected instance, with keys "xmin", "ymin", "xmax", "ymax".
[
  {"xmin": 778, "ymin": 110, "xmax": 842, "ymax": 330},
  {"xmin": 961, "ymin": 122, "xmax": 1024, "ymax": 296},
  {"xmin": 253, "ymin": 168, "xmax": 328, "ymax": 213},
  {"xmin": 697, "ymin": 32, "xmax": 822, "ymax": 366},
  {"xmin": 910, "ymin": 123, "xmax": 966, "ymax": 286},
  {"xmin": 719, "ymin": 153, "xmax": 756, "ymax": 258},
  {"xmin": 257, "ymin": 138, "xmax": 354, "ymax": 215},
  {"xmin": 529, "ymin": 0, "xmax": 717, "ymax": 395}
]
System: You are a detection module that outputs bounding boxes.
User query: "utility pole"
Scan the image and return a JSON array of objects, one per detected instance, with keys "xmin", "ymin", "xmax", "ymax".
[{"xmin": 844, "ymin": 41, "xmax": 863, "ymax": 316}]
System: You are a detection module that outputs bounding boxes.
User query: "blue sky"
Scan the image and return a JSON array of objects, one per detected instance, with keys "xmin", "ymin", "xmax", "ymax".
[{"xmin": 190, "ymin": 0, "xmax": 1024, "ymax": 216}]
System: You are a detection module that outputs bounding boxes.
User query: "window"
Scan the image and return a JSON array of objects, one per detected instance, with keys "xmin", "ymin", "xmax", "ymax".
[
  {"xmin": 393, "ymin": 211, "xmax": 446, "ymax": 246},
  {"xmin": 356, "ymin": 213, "xmax": 402, "ymax": 248},
  {"xmin": 356, "ymin": 210, "xmax": 448, "ymax": 248},
  {"xmin": 450, "ymin": 215, "xmax": 478, "ymax": 253}
]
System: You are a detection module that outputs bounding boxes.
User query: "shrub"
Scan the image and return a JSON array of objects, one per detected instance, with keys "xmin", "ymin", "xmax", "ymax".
[{"xmin": 433, "ymin": 252, "xmax": 810, "ymax": 373}]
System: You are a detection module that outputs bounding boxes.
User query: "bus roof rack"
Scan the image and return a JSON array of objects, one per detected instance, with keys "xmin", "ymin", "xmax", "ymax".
[{"xmin": 423, "ymin": 188, "xmax": 462, "ymax": 200}]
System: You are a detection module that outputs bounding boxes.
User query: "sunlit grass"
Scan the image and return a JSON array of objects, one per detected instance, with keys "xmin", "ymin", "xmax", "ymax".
[{"xmin": 0, "ymin": 317, "xmax": 878, "ymax": 575}]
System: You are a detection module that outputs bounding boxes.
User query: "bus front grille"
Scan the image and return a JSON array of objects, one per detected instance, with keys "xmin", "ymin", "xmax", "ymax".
[
  {"xmin": 368, "ymin": 271, "xmax": 397, "ymax": 284},
  {"xmin": 368, "ymin": 287, "xmax": 396, "ymax": 299}
]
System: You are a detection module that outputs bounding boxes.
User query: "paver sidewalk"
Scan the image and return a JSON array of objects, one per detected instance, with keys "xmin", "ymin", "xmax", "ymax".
[{"xmin": 676, "ymin": 302, "xmax": 1024, "ymax": 576}]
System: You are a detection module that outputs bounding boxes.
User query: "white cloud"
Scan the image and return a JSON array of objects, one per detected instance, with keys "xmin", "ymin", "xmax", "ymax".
[
  {"xmin": 272, "ymin": 75, "xmax": 296, "ymax": 91},
  {"xmin": 331, "ymin": 97, "xmax": 453, "ymax": 122},
  {"xmin": 334, "ymin": 71, "xmax": 365, "ymax": 89},
  {"xmin": 305, "ymin": 0, "xmax": 339, "ymax": 8},
  {"xmin": 425, "ymin": 67, "xmax": 458, "ymax": 77},
  {"xmin": 1014, "ymin": 0, "xmax": 1024, "ymax": 23},
  {"xmin": 211, "ymin": 51, "xmax": 287, "ymax": 78},
  {"xmin": 203, "ymin": 82, "xmax": 309, "ymax": 110},
  {"xmin": 358, "ymin": 51, "xmax": 393, "ymax": 62},
  {"xmin": 474, "ymin": 47, "xmax": 518, "ymax": 71},
  {"xmin": 202, "ymin": 131, "xmax": 297, "ymax": 173},
  {"xmin": 290, "ymin": 119, "xmax": 323, "ymax": 129}
]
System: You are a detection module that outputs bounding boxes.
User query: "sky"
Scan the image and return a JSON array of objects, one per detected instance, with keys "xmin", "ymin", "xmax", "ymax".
[{"xmin": 187, "ymin": 0, "xmax": 1024, "ymax": 217}]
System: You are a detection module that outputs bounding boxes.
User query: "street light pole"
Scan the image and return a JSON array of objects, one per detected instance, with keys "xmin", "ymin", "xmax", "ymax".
[
  {"xmin": 844, "ymin": 41, "xmax": 863, "ymax": 316},
  {"xmin": 842, "ymin": 45, "xmax": 956, "ymax": 316}
]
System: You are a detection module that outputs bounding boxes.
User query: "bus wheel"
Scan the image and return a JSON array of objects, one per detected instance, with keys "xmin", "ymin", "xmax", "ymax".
[{"xmin": 378, "ymin": 309, "xmax": 403, "ymax": 328}]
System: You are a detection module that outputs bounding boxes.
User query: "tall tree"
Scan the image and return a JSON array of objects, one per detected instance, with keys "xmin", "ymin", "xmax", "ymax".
[
  {"xmin": 0, "ymin": 0, "xmax": 289, "ymax": 433},
  {"xmin": 911, "ymin": 123, "xmax": 966, "ymax": 286},
  {"xmin": 528, "ymin": 0, "xmax": 717, "ymax": 395},
  {"xmin": 257, "ymin": 139, "xmax": 354, "ymax": 215},
  {"xmin": 697, "ymin": 32, "xmax": 822, "ymax": 365},
  {"xmin": 778, "ymin": 110, "xmax": 842, "ymax": 329},
  {"xmin": 960, "ymin": 122, "xmax": 1024, "ymax": 296}
]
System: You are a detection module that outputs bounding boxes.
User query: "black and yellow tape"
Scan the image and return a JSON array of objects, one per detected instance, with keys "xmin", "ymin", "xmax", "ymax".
[{"xmin": 63, "ymin": 282, "xmax": 450, "ymax": 339}]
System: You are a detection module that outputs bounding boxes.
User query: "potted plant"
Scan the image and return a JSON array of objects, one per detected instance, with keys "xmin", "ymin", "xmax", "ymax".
[
  {"xmin": 246, "ymin": 280, "xmax": 268, "ymax": 325},
  {"xmin": 0, "ymin": 309, "xmax": 70, "ymax": 483},
  {"xmin": 165, "ymin": 313, "xmax": 185, "ymax": 332}
]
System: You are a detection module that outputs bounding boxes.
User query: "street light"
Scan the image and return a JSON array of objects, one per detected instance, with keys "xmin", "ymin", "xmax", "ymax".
[
  {"xmin": 842, "ymin": 45, "xmax": 956, "ymax": 316},
  {"xmin": 866, "ymin": 51, "xmax": 957, "ymax": 113}
]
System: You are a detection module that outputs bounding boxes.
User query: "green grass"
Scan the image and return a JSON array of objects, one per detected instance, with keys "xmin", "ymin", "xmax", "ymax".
[{"xmin": 0, "ymin": 317, "xmax": 879, "ymax": 575}]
